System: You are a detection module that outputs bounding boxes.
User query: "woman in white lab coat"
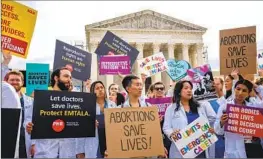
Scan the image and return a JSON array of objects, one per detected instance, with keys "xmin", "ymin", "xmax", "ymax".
[
  {"xmin": 214, "ymin": 79, "xmax": 263, "ymax": 158},
  {"xmin": 76, "ymin": 81, "xmax": 119, "ymax": 158},
  {"xmin": 163, "ymin": 80, "xmax": 216, "ymax": 158}
]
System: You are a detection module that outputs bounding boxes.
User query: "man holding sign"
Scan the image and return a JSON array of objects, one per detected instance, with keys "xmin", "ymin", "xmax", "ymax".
[{"xmin": 25, "ymin": 67, "xmax": 77, "ymax": 158}]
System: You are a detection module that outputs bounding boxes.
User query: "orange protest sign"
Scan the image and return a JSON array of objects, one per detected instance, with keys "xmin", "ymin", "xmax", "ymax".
[
  {"xmin": 225, "ymin": 104, "xmax": 263, "ymax": 137},
  {"xmin": 104, "ymin": 107, "xmax": 165, "ymax": 158},
  {"xmin": 1, "ymin": 1, "xmax": 37, "ymax": 58}
]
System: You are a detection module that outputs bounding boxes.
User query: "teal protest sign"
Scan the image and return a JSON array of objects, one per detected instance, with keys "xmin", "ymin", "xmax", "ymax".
[
  {"xmin": 26, "ymin": 63, "xmax": 49, "ymax": 96},
  {"xmin": 166, "ymin": 59, "xmax": 191, "ymax": 81}
]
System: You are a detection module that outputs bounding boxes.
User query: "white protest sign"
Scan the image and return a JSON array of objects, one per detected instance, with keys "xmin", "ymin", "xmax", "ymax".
[
  {"xmin": 137, "ymin": 52, "xmax": 168, "ymax": 77},
  {"xmin": 172, "ymin": 116, "xmax": 218, "ymax": 158}
]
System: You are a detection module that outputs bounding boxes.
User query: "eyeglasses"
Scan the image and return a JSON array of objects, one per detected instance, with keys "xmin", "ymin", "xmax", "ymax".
[{"xmin": 155, "ymin": 87, "xmax": 164, "ymax": 91}]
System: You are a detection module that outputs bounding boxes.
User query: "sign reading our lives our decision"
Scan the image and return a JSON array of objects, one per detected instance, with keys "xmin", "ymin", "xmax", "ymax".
[
  {"xmin": 31, "ymin": 90, "xmax": 96, "ymax": 139},
  {"xmin": 225, "ymin": 104, "xmax": 263, "ymax": 137},
  {"xmin": 1, "ymin": 1, "xmax": 38, "ymax": 58},
  {"xmin": 104, "ymin": 107, "xmax": 165, "ymax": 158},
  {"xmin": 173, "ymin": 116, "xmax": 218, "ymax": 158},
  {"xmin": 138, "ymin": 52, "xmax": 168, "ymax": 77},
  {"xmin": 26, "ymin": 63, "xmax": 49, "ymax": 96},
  {"xmin": 95, "ymin": 31, "xmax": 139, "ymax": 66},
  {"xmin": 145, "ymin": 97, "xmax": 172, "ymax": 118},
  {"xmin": 220, "ymin": 26, "xmax": 257, "ymax": 75},
  {"xmin": 53, "ymin": 40, "xmax": 92, "ymax": 81},
  {"xmin": 166, "ymin": 59, "xmax": 191, "ymax": 81},
  {"xmin": 99, "ymin": 55, "xmax": 131, "ymax": 75}
]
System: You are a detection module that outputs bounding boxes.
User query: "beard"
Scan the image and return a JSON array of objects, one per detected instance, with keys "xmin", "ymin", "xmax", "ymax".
[
  {"xmin": 12, "ymin": 85, "xmax": 22, "ymax": 92},
  {"xmin": 57, "ymin": 79, "xmax": 70, "ymax": 91}
]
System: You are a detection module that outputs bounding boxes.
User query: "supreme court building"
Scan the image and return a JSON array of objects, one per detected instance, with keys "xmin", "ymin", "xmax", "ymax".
[{"xmin": 85, "ymin": 10, "xmax": 207, "ymax": 91}]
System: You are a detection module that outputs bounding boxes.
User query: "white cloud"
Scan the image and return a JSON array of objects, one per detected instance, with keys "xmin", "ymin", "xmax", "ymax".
[{"xmin": 10, "ymin": 1, "xmax": 263, "ymax": 71}]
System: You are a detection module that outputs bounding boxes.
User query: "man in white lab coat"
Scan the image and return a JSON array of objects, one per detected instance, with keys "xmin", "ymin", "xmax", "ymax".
[{"xmin": 25, "ymin": 67, "xmax": 76, "ymax": 158}]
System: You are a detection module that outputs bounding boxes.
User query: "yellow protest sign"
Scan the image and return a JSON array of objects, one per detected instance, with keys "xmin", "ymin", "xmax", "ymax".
[{"xmin": 1, "ymin": 1, "xmax": 37, "ymax": 58}]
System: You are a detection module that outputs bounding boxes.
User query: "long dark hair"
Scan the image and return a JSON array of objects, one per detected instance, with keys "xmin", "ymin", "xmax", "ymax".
[
  {"xmin": 225, "ymin": 74, "xmax": 244, "ymax": 99},
  {"xmin": 116, "ymin": 93, "xmax": 125, "ymax": 106},
  {"xmin": 90, "ymin": 81, "xmax": 107, "ymax": 99},
  {"xmin": 173, "ymin": 81, "xmax": 200, "ymax": 113}
]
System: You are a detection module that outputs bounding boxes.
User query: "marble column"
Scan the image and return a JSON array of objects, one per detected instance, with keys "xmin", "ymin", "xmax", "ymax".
[
  {"xmin": 165, "ymin": 43, "xmax": 175, "ymax": 90},
  {"xmin": 152, "ymin": 43, "xmax": 162, "ymax": 84},
  {"xmin": 196, "ymin": 43, "xmax": 204, "ymax": 66},
  {"xmin": 89, "ymin": 43, "xmax": 98, "ymax": 81},
  {"xmin": 135, "ymin": 43, "xmax": 144, "ymax": 76},
  {"xmin": 182, "ymin": 43, "xmax": 190, "ymax": 63}
]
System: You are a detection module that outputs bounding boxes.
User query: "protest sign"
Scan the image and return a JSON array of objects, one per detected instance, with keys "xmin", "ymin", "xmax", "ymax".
[
  {"xmin": 166, "ymin": 59, "xmax": 191, "ymax": 81},
  {"xmin": 1, "ymin": 108, "xmax": 21, "ymax": 158},
  {"xmin": 258, "ymin": 51, "xmax": 263, "ymax": 70},
  {"xmin": 1, "ymin": 1, "xmax": 37, "ymax": 58},
  {"xmin": 104, "ymin": 107, "xmax": 165, "ymax": 158},
  {"xmin": 137, "ymin": 52, "xmax": 168, "ymax": 77},
  {"xmin": 224, "ymin": 104, "xmax": 263, "ymax": 137},
  {"xmin": 99, "ymin": 55, "xmax": 131, "ymax": 75},
  {"xmin": 95, "ymin": 31, "xmax": 139, "ymax": 66},
  {"xmin": 173, "ymin": 116, "xmax": 218, "ymax": 158},
  {"xmin": 26, "ymin": 63, "xmax": 49, "ymax": 96},
  {"xmin": 31, "ymin": 90, "xmax": 96, "ymax": 139},
  {"xmin": 187, "ymin": 64, "xmax": 217, "ymax": 101},
  {"xmin": 53, "ymin": 40, "xmax": 92, "ymax": 81},
  {"xmin": 145, "ymin": 97, "xmax": 172, "ymax": 118},
  {"xmin": 220, "ymin": 26, "xmax": 257, "ymax": 75}
]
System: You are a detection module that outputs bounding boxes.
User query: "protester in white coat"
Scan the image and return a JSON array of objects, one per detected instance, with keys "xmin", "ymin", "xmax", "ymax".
[
  {"xmin": 163, "ymin": 80, "xmax": 216, "ymax": 158},
  {"xmin": 26, "ymin": 67, "xmax": 76, "ymax": 158},
  {"xmin": 214, "ymin": 79, "xmax": 263, "ymax": 158},
  {"xmin": 1, "ymin": 81, "xmax": 21, "ymax": 158},
  {"xmin": 76, "ymin": 81, "xmax": 119, "ymax": 158}
]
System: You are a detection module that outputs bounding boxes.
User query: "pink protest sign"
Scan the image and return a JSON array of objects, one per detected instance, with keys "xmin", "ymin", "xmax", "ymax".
[
  {"xmin": 99, "ymin": 55, "xmax": 131, "ymax": 75},
  {"xmin": 145, "ymin": 97, "xmax": 172, "ymax": 117}
]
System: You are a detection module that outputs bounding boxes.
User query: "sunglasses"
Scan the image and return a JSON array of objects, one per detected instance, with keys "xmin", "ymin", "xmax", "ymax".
[{"xmin": 155, "ymin": 87, "xmax": 164, "ymax": 91}]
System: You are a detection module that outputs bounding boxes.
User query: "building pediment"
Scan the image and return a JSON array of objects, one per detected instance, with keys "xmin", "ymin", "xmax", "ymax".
[{"xmin": 86, "ymin": 10, "xmax": 207, "ymax": 32}]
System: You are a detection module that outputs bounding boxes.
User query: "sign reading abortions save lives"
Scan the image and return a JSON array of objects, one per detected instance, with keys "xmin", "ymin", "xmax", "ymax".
[
  {"xmin": 1, "ymin": 1, "xmax": 38, "ymax": 58},
  {"xmin": 138, "ymin": 52, "xmax": 168, "ymax": 77},
  {"xmin": 31, "ymin": 90, "xmax": 96, "ymax": 139},
  {"xmin": 26, "ymin": 63, "xmax": 49, "ymax": 96},
  {"xmin": 220, "ymin": 26, "xmax": 257, "ymax": 75},
  {"xmin": 53, "ymin": 40, "xmax": 92, "ymax": 81},
  {"xmin": 104, "ymin": 107, "xmax": 165, "ymax": 158},
  {"xmin": 225, "ymin": 104, "xmax": 263, "ymax": 137},
  {"xmin": 173, "ymin": 116, "xmax": 218, "ymax": 158},
  {"xmin": 95, "ymin": 31, "xmax": 139, "ymax": 66},
  {"xmin": 99, "ymin": 55, "xmax": 131, "ymax": 75}
]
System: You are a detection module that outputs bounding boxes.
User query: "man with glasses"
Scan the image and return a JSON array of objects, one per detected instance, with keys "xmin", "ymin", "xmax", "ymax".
[{"xmin": 153, "ymin": 82, "xmax": 166, "ymax": 98}]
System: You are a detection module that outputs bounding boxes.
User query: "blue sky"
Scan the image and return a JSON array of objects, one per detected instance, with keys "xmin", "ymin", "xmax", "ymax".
[{"xmin": 10, "ymin": 1, "xmax": 263, "ymax": 70}]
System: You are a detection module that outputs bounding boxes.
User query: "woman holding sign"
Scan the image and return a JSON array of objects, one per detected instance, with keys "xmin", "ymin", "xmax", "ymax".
[
  {"xmin": 214, "ymin": 79, "xmax": 263, "ymax": 158},
  {"xmin": 163, "ymin": 80, "xmax": 216, "ymax": 158},
  {"xmin": 76, "ymin": 81, "xmax": 119, "ymax": 158}
]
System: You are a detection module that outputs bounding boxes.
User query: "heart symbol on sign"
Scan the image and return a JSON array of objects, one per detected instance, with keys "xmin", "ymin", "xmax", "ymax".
[{"xmin": 166, "ymin": 59, "xmax": 191, "ymax": 81}]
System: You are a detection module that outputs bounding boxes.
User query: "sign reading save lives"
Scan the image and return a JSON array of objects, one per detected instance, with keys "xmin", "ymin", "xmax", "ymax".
[
  {"xmin": 1, "ymin": 1, "xmax": 38, "ymax": 58},
  {"xmin": 31, "ymin": 90, "xmax": 96, "ymax": 139},
  {"xmin": 220, "ymin": 26, "xmax": 257, "ymax": 75},
  {"xmin": 53, "ymin": 40, "xmax": 92, "ymax": 81},
  {"xmin": 104, "ymin": 107, "xmax": 165, "ymax": 158}
]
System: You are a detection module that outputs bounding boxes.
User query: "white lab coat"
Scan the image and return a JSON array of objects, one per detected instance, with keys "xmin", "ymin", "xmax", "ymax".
[
  {"xmin": 1, "ymin": 81, "xmax": 21, "ymax": 158},
  {"xmin": 214, "ymin": 97, "xmax": 263, "ymax": 158},
  {"xmin": 163, "ymin": 101, "xmax": 216, "ymax": 158},
  {"xmin": 122, "ymin": 97, "xmax": 151, "ymax": 108},
  {"xmin": 22, "ymin": 94, "xmax": 34, "ymax": 158},
  {"xmin": 75, "ymin": 100, "xmax": 119, "ymax": 158},
  {"xmin": 24, "ymin": 97, "xmax": 76, "ymax": 158}
]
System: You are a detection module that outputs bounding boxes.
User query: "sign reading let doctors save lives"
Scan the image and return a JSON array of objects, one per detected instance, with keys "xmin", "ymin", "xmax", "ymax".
[{"xmin": 31, "ymin": 90, "xmax": 96, "ymax": 139}]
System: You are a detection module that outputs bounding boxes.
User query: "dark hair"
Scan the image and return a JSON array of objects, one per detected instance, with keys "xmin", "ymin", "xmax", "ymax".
[
  {"xmin": 234, "ymin": 79, "xmax": 253, "ymax": 93},
  {"xmin": 90, "ymin": 81, "xmax": 107, "ymax": 98},
  {"xmin": 153, "ymin": 82, "xmax": 165, "ymax": 89},
  {"xmin": 51, "ymin": 67, "xmax": 70, "ymax": 87},
  {"xmin": 255, "ymin": 78, "xmax": 263, "ymax": 85},
  {"xmin": 225, "ymin": 74, "xmax": 244, "ymax": 99},
  {"xmin": 122, "ymin": 75, "xmax": 140, "ymax": 93},
  {"xmin": 116, "ymin": 93, "xmax": 125, "ymax": 106},
  {"xmin": 173, "ymin": 81, "xmax": 200, "ymax": 113},
  {"xmin": 108, "ymin": 83, "xmax": 118, "ymax": 93}
]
